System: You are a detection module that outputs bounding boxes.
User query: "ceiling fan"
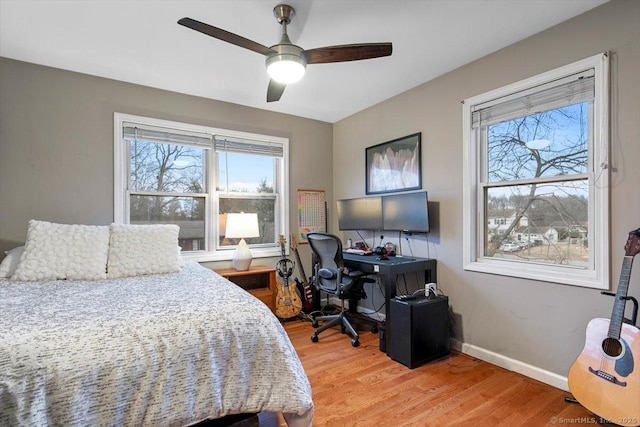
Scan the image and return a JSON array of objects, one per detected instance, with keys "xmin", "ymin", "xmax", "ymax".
[{"xmin": 178, "ymin": 4, "xmax": 392, "ymax": 102}]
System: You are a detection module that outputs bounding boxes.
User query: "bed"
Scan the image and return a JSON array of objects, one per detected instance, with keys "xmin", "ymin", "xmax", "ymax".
[{"xmin": 0, "ymin": 222, "xmax": 314, "ymax": 427}]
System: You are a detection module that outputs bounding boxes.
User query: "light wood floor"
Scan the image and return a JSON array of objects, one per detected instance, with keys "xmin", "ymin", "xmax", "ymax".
[{"xmin": 257, "ymin": 319, "xmax": 608, "ymax": 427}]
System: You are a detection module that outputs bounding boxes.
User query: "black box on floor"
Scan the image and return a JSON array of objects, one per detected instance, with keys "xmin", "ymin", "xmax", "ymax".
[
  {"xmin": 379, "ymin": 321, "xmax": 386, "ymax": 353},
  {"xmin": 388, "ymin": 295, "xmax": 450, "ymax": 369}
]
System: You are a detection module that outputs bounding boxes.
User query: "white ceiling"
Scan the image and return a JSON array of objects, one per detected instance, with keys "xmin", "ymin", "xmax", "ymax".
[{"xmin": 0, "ymin": 0, "xmax": 607, "ymax": 123}]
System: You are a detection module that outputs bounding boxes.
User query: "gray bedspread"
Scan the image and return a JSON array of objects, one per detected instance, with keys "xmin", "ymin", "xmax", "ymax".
[{"xmin": 0, "ymin": 261, "xmax": 313, "ymax": 426}]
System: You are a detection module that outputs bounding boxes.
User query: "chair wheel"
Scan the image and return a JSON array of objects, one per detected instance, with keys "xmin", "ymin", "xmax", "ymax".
[
  {"xmin": 371, "ymin": 326, "xmax": 378, "ymax": 334},
  {"xmin": 351, "ymin": 339, "xmax": 360, "ymax": 347},
  {"xmin": 341, "ymin": 326, "xmax": 346, "ymax": 334},
  {"xmin": 312, "ymin": 320, "xmax": 318, "ymax": 328},
  {"xmin": 311, "ymin": 335, "xmax": 318, "ymax": 343}
]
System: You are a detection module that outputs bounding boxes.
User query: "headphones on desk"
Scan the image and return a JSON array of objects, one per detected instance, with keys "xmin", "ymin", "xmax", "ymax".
[{"xmin": 374, "ymin": 242, "xmax": 396, "ymax": 257}]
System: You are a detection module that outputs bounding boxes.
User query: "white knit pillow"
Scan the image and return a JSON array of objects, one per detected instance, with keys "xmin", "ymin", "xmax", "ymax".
[
  {"xmin": 11, "ymin": 220, "xmax": 110, "ymax": 281},
  {"xmin": 107, "ymin": 224, "xmax": 181, "ymax": 279}
]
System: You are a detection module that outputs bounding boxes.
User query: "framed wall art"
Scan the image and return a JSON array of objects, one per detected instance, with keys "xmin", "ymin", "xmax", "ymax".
[{"xmin": 366, "ymin": 132, "xmax": 422, "ymax": 195}]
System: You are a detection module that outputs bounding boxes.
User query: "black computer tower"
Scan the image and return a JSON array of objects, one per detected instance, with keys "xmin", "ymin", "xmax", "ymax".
[{"xmin": 388, "ymin": 295, "xmax": 450, "ymax": 369}]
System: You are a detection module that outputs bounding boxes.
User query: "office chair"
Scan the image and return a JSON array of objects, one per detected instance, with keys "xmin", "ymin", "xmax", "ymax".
[{"xmin": 307, "ymin": 232, "xmax": 378, "ymax": 347}]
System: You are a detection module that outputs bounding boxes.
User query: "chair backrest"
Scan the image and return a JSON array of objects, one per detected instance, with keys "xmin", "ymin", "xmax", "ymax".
[{"xmin": 307, "ymin": 232, "xmax": 344, "ymax": 294}]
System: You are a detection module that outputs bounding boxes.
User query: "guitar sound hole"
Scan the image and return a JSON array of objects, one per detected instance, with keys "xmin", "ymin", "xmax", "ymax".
[{"xmin": 601, "ymin": 337, "xmax": 623, "ymax": 358}]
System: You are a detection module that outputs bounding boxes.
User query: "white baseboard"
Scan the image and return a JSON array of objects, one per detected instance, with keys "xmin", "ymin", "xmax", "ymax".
[{"xmin": 450, "ymin": 339, "xmax": 569, "ymax": 391}]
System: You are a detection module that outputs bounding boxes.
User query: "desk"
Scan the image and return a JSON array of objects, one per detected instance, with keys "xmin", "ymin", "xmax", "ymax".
[{"xmin": 342, "ymin": 253, "xmax": 437, "ymax": 354}]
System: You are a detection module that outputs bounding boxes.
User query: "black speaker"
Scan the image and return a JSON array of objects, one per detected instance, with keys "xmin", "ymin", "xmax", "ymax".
[{"xmin": 388, "ymin": 295, "xmax": 450, "ymax": 369}]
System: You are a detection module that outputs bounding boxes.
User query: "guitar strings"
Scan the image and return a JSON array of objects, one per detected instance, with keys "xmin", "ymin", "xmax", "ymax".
[{"xmin": 599, "ymin": 338, "xmax": 615, "ymax": 377}]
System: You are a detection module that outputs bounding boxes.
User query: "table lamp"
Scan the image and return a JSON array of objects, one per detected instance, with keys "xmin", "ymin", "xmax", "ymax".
[{"xmin": 225, "ymin": 212, "xmax": 260, "ymax": 271}]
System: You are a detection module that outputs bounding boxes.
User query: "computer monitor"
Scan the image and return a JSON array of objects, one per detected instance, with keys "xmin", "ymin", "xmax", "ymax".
[
  {"xmin": 382, "ymin": 191, "xmax": 430, "ymax": 233},
  {"xmin": 336, "ymin": 197, "xmax": 383, "ymax": 231}
]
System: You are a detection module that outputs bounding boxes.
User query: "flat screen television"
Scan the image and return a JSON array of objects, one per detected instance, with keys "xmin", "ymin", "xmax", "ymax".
[
  {"xmin": 382, "ymin": 191, "xmax": 430, "ymax": 233},
  {"xmin": 336, "ymin": 197, "xmax": 383, "ymax": 231}
]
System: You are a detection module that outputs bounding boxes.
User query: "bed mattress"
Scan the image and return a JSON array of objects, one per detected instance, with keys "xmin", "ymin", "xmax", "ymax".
[{"xmin": 0, "ymin": 261, "xmax": 313, "ymax": 426}]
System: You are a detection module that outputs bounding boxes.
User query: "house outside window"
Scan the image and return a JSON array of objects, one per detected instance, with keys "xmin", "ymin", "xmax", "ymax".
[
  {"xmin": 114, "ymin": 113, "xmax": 289, "ymax": 262},
  {"xmin": 462, "ymin": 53, "xmax": 609, "ymax": 288}
]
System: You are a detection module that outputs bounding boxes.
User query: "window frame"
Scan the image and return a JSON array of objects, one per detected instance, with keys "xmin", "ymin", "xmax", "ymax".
[
  {"xmin": 462, "ymin": 53, "xmax": 609, "ymax": 289},
  {"xmin": 114, "ymin": 112, "xmax": 289, "ymax": 262}
]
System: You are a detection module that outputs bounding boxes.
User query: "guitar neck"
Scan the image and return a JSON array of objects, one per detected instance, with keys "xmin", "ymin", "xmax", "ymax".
[
  {"xmin": 609, "ymin": 256, "xmax": 634, "ymax": 339},
  {"xmin": 292, "ymin": 248, "xmax": 308, "ymax": 283},
  {"xmin": 277, "ymin": 235, "xmax": 291, "ymax": 284}
]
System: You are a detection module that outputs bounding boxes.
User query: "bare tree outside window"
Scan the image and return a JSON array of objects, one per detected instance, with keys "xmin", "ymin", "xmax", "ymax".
[
  {"xmin": 129, "ymin": 141, "xmax": 280, "ymax": 251},
  {"xmin": 484, "ymin": 102, "xmax": 589, "ymax": 266},
  {"xmin": 129, "ymin": 140, "xmax": 206, "ymax": 250}
]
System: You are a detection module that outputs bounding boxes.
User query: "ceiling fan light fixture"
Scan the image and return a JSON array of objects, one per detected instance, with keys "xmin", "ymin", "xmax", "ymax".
[{"xmin": 266, "ymin": 53, "xmax": 306, "ymax": 84}]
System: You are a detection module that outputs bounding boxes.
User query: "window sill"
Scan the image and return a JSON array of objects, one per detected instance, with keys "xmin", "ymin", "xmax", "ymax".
[
  {"xmin": 464, "ymin": 259, "xmax": 607, "ymax": 290},
  {"xmin": 182, "ymin": 247, "xmax": 282, "ymax": 263}
]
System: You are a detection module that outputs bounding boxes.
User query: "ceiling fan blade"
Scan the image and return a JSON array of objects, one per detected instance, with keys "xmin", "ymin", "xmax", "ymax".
[
  {"xmin": 178, "ymin": 17, "xmax": 276, "ymax": 56},
  {"xmin": 304, "ymin": 43, "xmax": 392, "ymax": 64},
  {"xmin": 267, "ymin": 80, "xmax": 286, "ymax": 103}
]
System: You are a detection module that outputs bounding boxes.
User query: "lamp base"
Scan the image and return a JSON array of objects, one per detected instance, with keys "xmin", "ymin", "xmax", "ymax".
[{"xmin": 232, "ymin": 238, "xmax": 253, "ymax": 271}]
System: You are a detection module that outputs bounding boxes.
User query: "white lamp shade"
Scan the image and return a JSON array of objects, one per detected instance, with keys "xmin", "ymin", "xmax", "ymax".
[{"xmin": 225, "ymin": 213, "xmax": 259, "ymax": 239}]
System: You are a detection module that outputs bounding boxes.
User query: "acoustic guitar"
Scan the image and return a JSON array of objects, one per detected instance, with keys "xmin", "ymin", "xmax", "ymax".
[
  {"xmin": 568, "ymin": 228, "xmax": 640, "ymax": 426},
  {"xmin": 290, "ymin": 234, "xmax": 314, "ymax": 313},
  {"xmin": 274, "ymin": 235, "xmax": 302, "ymax": 320}
]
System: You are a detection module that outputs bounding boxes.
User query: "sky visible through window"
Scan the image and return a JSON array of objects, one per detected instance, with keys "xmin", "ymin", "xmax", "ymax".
[
  {"xmin": 486, "ymin": 102, "xmax": 588, "ymax": 198},
  {"xmin": 218, "ymin": 152, "xmax": 274, "ymax": 193}
]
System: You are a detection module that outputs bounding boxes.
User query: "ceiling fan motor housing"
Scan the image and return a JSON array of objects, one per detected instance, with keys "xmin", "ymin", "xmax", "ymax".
[{"xmin": 273, "ymin": 4, "xmax": 295, "ymax": 24}]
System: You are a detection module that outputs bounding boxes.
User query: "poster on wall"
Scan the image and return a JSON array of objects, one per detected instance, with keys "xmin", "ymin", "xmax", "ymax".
[
  {"xmin": 297, "ymin": 189, "xmax": 326, "ymax": 242},
  {"xmin": 366, "ymin": 132, "xmax": 422, "ymax": 195}
]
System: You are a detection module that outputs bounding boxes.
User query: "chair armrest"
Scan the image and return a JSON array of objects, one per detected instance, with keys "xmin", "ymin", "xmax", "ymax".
[
  {"xmin": 318, "ymin": 268, "xmax": 337, "ymax": 279},
  {"xmin": 347, "ymin": 270, "xmax": 365, "ymax": 279}
]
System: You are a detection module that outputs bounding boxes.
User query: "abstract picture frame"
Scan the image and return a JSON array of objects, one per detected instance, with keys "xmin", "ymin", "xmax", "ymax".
[{"xmin": 365, "ymin": 132, "xmax": 422, "ymax": 195}]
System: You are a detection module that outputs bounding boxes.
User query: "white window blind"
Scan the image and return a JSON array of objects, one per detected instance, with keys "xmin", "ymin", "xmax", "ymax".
[
  {"xmin": 471, "ymin": 69, "xmax": 595, "ymax": 128},
  {"xmin": 122, "ymin": 123, "xmax": 284, "ymax": 157},
  {"xmin": 214, "ymin": 137, "xmax": 284, "ymax": 158},
  {"xmin": 122, "ymin": 122, "xmax": 212, "ymax": 148}
]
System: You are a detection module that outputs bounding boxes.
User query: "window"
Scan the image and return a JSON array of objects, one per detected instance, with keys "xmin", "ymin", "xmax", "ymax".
[
  {"xmin": 114, "ymin": 113, "xmax": 288, "ymax": 262},
  {"xmin": 462, "ymin": 53, "xmax": 609, "ymax": 288}
]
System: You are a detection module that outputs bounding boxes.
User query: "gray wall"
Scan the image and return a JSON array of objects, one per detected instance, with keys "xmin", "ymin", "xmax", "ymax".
[
  {"xmin": 333, "ymin": 0, "xmax": 640, "ymax": 376},
  {"xmin": 0, "ymin": 57, "xmax": 333, "ymax": 270},
  {"xmin": 1, "ymin": 0, "xmax": 638, "ymax": 381}
]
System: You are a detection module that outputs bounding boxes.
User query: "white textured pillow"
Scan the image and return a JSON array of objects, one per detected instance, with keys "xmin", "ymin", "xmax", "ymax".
[
  {"xmin": 0, "ymin": 246, "xmax": 25, "ymax": 278},
  {"xmin": 11, "ymin": 220, "xmax": 110, "ymax": 281},
  {"xmin": 107, "ymin": 224, "xmax": 181, "ymax": 279}
]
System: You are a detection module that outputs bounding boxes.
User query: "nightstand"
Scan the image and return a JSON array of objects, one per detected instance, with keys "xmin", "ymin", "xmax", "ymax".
[{"xmin": 216, "ymin": 265, "xmax": 276, "ymax": 313}]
